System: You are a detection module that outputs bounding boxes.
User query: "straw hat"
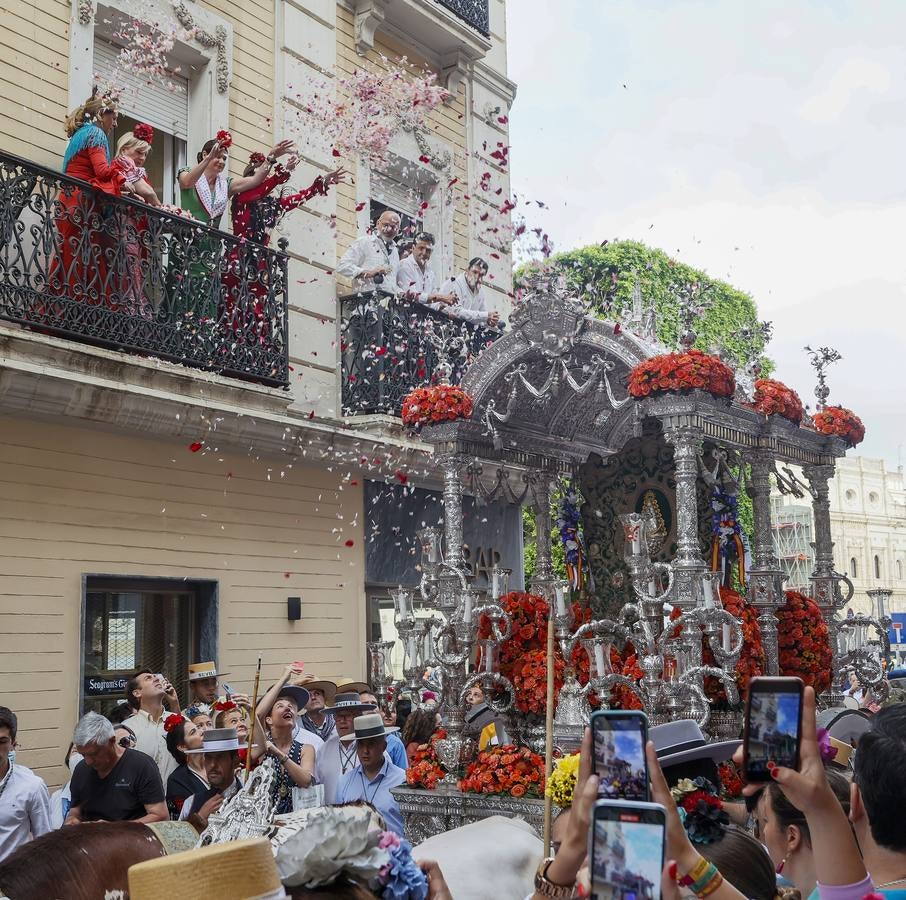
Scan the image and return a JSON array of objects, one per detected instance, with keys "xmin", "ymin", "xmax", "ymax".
[
  {"xmin": 188, "ymin": 661, "xmax": 227, "ymax": 681},
  {"xmin": 128, "ymin": 838, "xmax": 286, "ymax": 900},
  {"xmin": 339, "ymin": 712, "xmax": 400, "ymax": 742},
  {"xmin": 334, "ymin": 677, "xmax": 370, "ymax": 695},
  {"xmin": 296, "ymin": 676, "xmax": 337, "ymax": 705}
]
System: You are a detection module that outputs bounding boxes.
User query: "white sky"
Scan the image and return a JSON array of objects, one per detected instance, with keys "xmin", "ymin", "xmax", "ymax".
[{"xmin": 506, "ymin": 0, "xmax": 906, "ymax": 467}]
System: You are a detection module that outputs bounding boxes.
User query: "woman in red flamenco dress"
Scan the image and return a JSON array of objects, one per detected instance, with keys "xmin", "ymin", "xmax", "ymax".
[
  {"xmin": 221, "ymin": 152, "xmax": 345, "ymax": 346},
  {"xmin": 49, "ymin": 90, "xmax": 127, "ymax": 311}
]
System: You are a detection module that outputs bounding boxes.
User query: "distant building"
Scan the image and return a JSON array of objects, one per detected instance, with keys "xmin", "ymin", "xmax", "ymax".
[{"xmin": 772, "ymin": 457, "xmax": 906, "ymax": 615}]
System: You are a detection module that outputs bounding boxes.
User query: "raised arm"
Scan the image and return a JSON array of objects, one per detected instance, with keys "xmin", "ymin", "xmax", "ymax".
[
  {"xmin": 255, "ymin": 663, "xmax": 302, "ymax": 723},
  {"xmin": 178, "ymin": 142, "xmax": 221, "ymax": 189},
  {"xmin": 229, "ymin": 140, "xmax": 295, "ymax": 196}
]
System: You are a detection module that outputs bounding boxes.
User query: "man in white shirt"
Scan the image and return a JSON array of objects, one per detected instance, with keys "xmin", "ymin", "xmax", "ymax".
[
  {"xmin": 121, "ymin": 669, "xmax": 178, "ymax": 785},
  {"xmin": 396, "ymin": 232, "xmax": 456, "ymax": 311},
  {"xmin": 336, "ymin": 210, "xmax": 402, "ymax": 294},
  {"xmin": 449, "ymin": 257, "xmax": 501, "ymax": 328},
  {"xmin": 0, "ymin": 706, "xmax": 51, "ymax": 863}
]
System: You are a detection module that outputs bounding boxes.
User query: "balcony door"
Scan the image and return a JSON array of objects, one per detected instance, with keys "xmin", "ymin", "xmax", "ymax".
[{"xmin": 95, "ymin": 38, "xmax": 188, "ymax": 205}]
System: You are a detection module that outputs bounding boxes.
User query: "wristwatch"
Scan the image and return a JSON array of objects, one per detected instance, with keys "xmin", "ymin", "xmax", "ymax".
[{"xmin": 533, "ymin": 857, "xmax": 577, "ymax": 899}]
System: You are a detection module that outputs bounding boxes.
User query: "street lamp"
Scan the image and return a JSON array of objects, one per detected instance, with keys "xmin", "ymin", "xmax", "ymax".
[{"xmin": 867, "ymin": 587, "xmax": 892, "ymax": 621}]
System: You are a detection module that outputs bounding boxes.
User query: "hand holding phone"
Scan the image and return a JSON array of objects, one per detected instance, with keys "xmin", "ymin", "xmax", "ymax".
[
  {"xmin": 590, "ymin": 800, "xmax": 666, "ymax": 900},
  {"xmin": 591, "ymin": 710, "xmax": 649, "ymax": 801},
  {"xmin": 743, "ymin": 676, "xmax": 804, "ymax": 782}
]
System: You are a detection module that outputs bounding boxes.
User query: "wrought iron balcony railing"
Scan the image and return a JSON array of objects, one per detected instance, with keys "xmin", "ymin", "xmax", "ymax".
[
  {"xmin": 340, "ymin": 291, "xmax": 500, "ymax": 417},
  {"xmin": 433, "ymin": 0, "xmax": 490, "ymax": 36},
  {"xmin": 0, "ymin": 151, "xmax": 290, "ymax": 388}
]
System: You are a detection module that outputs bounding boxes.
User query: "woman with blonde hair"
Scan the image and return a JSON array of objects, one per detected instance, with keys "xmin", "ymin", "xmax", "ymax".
[{"xmin": 52, "ymin": 88, "xmax": 127, "ymax": 306}]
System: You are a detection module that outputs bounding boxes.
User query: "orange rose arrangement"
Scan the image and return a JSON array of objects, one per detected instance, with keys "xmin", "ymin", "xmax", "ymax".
[
  {"xmin": 667, "ymin": 587, "xmax": 764, "ymax": 705},
  {"xmin": 811, "ymin": 405, "xmax": 865, "ymax": 446},
  {"xmin": 459, "ymin": 744, "xmax": 545, "ymax": 798},
  {"xmin": 405, "ymin": 728, "xmax": 448, "ymax": 790},
  {"xmin": 400, "ymin": 385, "xmax": 473, "ymax": 429},
  {"xmin": 511, "ymin": 648, "xmax": 565, "ymax": 714},
  {"xmin": 753, "ymin": 378, "xmax": 805, "ymax": 425},
  {"xmin": 777, "ymin": 589, "xmax": 832, "ymax": 695},
  {"xmin": 628, "ymin": 349, "xmax": 736, "ymax": 400}
]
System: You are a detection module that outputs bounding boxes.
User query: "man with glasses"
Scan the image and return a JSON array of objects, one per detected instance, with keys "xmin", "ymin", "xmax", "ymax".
[{"xmin": 0, "ymin": 706, "xmax": 51, "ymax": 863}]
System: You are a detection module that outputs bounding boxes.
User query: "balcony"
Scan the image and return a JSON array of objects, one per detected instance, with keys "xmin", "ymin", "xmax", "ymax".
[
  {"xmin": 434, "ymin": 0, "xmax": 489, "ymax": 36},
  {"xmin": 0, "ymin": 151, "xmax": 289, "ymax": 389},
  {"xmin": 340, "ymin": 291, "xmax": 500, "ymax": 417}
]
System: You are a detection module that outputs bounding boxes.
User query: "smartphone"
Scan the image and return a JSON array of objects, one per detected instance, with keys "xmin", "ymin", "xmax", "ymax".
[
  {"xmin": 590, "ymin": 709, "xmax": 649, "ymax": 801},
  {"xmin": 743, "ymin": 676, "xmax": 804, "ymax": 781},
  {"xmin": 590, "ymin": 800, "xmax": 666, "ymax": 900}
]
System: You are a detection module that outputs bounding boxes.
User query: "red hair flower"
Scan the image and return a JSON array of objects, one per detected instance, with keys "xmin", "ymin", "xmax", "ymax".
[
  {"xmin": 216, "ymin": 129, "xmax": 233, "ymax": 149},
  {"xmin": 212, "ymin": 700, "xmax": 237, "ymax": 713},
  {"xmin": 249, "ymin": 151, "xmax": 266, "ymax": 166},
  {"xmin": 163, "ymin": 713, "xmax": 186, "ymax": 733},
  {"xmin": 133, "ymin": 122, "xmax": 154, "ymax": 144}
]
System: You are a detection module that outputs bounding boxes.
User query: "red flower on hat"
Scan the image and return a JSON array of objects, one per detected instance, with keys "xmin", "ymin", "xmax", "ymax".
[
  {"xmin": 163, "ymin": 713, "xmax": 186, "ymax": 733},
  {"xmin": 133, "ymin": 122, "xmax": 154, "ymax": 144}
]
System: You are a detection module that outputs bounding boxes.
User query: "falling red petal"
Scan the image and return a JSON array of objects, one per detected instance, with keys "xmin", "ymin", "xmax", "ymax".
[
  {"xmin": 344, "ymin": 539, "xmax": 355, "ymax": 547},
  {"xmin": 189, "ymin": 442, "xmax": 203, "ymax": 452},
  {"xmin": 394, "ymin": 470, "xmax": 408, "ymax": 485}
]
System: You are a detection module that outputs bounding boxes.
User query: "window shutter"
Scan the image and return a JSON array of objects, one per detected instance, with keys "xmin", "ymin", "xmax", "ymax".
[{"xmin": 94, "ymin": 39, "xmax": 189, "ymax": 140}]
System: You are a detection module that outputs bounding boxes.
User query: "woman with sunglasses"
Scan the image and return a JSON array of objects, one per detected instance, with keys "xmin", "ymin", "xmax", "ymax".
[{"xmin": 114, "ymin": 724, "xmax": 136, "ymax": 750}]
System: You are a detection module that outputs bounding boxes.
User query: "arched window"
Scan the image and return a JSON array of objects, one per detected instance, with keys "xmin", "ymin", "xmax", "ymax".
[
  {"xmin": 874, "ymin": 554, "xmax": 881, "ymax": 579},
  {"xmin": 850, "ymin": 557, "xmax": 858, "ymax": 578}
]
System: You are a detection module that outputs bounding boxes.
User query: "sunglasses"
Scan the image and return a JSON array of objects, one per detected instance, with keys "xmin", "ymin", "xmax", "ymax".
[{"xmin": 118, "ymin": 735, "xmax": 136, "ymax": 748}]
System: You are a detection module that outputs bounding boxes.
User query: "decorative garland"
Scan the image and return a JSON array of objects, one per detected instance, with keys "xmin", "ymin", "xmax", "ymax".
[
  {"xmin": 777, "ymin": 589, "xmax": 833, "ymax": 695},
  {"xmin": 753, "ymin": 378, "xmax": 805, "ymax": 425},
  {"xmin": 400, "ymin": 385, "xmax": 473, "ymax": 429},
  {"xmin": 811, "ymin": 405, "xmax": 865, "ymax": 446},
  {"xmin": 628, "ymin": 349, "xmax": 736, "ymax": 400},
  {"xmin": 556, "ymin": 484, "xmax": 586, "ymax": 590},
  {"xmin": 458, "ymin": 744, "xmax": 545, "ymax": 798},
  {"xmin": 405, "ymin": 729, "xmax": 448, "ymax": 790}
]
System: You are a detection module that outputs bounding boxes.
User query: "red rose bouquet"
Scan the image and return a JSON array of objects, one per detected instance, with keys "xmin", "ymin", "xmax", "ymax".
[
  {"xmin": 459, "ymin": 744, "xmax": 545, "ymax": 798},
  {"xmin": 406, "ymin": 728, "xmax": 448, "ymax": 790},
  {"xmin": 400, "ymin": 385, "xmax": 473, "ymax": 429},
  {"xmin": 477, "ymin": 591, "xmax": 549, "ymax": 670},
  {"xmin": 811, "ymin": 406, "xmax": 865, "ymax": 446},
  {"xmin": 511, "ymin": 648, "xmax": 565, "ymax": 714},
  {"xmin": 215, "ymin": 129, "xmax": 233, "ymax": 149},
  {"xmin": 628, "ymin": 349, "xmax": 735, "ymax": 400},
  {"xmin": 777, "ymin": 589, "xmax": 833, "ymax": 694},
  {"xmin": 753, "ymin": 378, "xmax": 805, "ymax": 425}
]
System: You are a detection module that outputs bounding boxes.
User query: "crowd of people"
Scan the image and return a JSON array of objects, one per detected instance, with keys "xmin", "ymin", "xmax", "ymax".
[
  {"xmin": 47, "ymin": 88, "xmax": 501, "ymax": 341},
  {"xmin": 5, "ymin": 664, "xmax": 906, "ymax": 900},
  {"xmin": 51, "ymin": 88, "xmax": 343, "ymax": 336},
  {"xmin": 337, "ymin": 209, "xmax": 502, "ymax": 329}
]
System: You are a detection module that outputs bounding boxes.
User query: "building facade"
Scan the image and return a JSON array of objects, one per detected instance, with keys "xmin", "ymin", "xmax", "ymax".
[
  {"xmin": 0, "ymin": 0, "xmax": 515, "ymax": 787},
  {"xmin": 771, "ymin": 457, "xmax": 906, "ymax": 616}
]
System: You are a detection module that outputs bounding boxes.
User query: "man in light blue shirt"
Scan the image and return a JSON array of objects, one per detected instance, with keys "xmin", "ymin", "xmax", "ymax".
[
  {"xmin": 359, "ymin": 691, "xmax": 409, "ymax": 770},
  {"xmin": 335, "ymin": 713, "xmax": 407, "ymax": 836}
]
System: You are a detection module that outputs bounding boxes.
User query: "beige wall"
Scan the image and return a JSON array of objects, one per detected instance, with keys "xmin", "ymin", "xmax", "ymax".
[{"xmin": 0, "ymin": 415, "xmax": 365, "ymax": 788}]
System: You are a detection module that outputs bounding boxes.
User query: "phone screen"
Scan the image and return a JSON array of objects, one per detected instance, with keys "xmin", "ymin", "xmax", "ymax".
[
  {"xmin": 591, "ymin": 806, "xmax": 665, "ymax": 900},
  {"xmin": 592, "ymin": 713, "xmax": 648, "ymax": 801},
  {"xmin": 745, "ymin": 683, "xmax": 803, "ymax": 781}
]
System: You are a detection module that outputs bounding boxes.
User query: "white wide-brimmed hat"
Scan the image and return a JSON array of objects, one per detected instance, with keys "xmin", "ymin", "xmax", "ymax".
[
  {"xmin": 338, "ymin": 713, "xmax": 399, "ymax": 742},
  {"xmin": 185, "ymin": 727, "xmax": 244, "ymax": 754}
]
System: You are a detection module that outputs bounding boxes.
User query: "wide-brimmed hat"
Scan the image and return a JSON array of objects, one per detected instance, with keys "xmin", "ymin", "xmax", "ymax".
[
  {"xmin": 339, "ymin": 712, "xmax": 400, "ymax": 742},
  {"xmin": 323, "ymin": 691, "xmax": 377, "ymax": 715},
  {"xmin": 651, "ymin": 719, "xmax": 740, "ymax": 768},
  {"xmin": 296, "ymin": 676, "xmax": 337, "ymax": 705},
  {"xmin": 188, "ymin": 661, "xmax": 225, "ymax": 681},
  {"xmin": 129, "ymin": 837, "xmax": 286, "ymax": 900},
  {"xmin": 275, "ymin": 684, "xmax": 311, "ymax": 711},
  {"xmin": 334, "ymin": 677, "xmax": 370, "ymax": 695},
  {"xmin": 185, "ymin": 727, "xmax": 243, "ymax": 754}
]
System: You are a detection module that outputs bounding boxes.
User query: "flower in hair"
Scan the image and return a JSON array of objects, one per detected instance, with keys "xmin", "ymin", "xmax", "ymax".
[
  {"xmin": 671, "ymin": 777, "xmax": 729, "ymax": 844},
  {"xmin": 816, "ymin": 727, "xmax": 838, "ymax": 764},
  {"xmin": 249, "ymin": 151, "xmax": 266, "ymax": 166},
  {"xmin": 163, "ymin": 713, "xmax": 186, "ymax": 733},
  {"xmin": 133, "ymin": 122, "xmax": 154, "ymax": 143},
  {"xmin": 216, "ymin": 129, "xmax": 233, "ymax": 149},
  {"xmin": 212, "ymin": 699, "xmax": 237, "ymax": 713}
]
